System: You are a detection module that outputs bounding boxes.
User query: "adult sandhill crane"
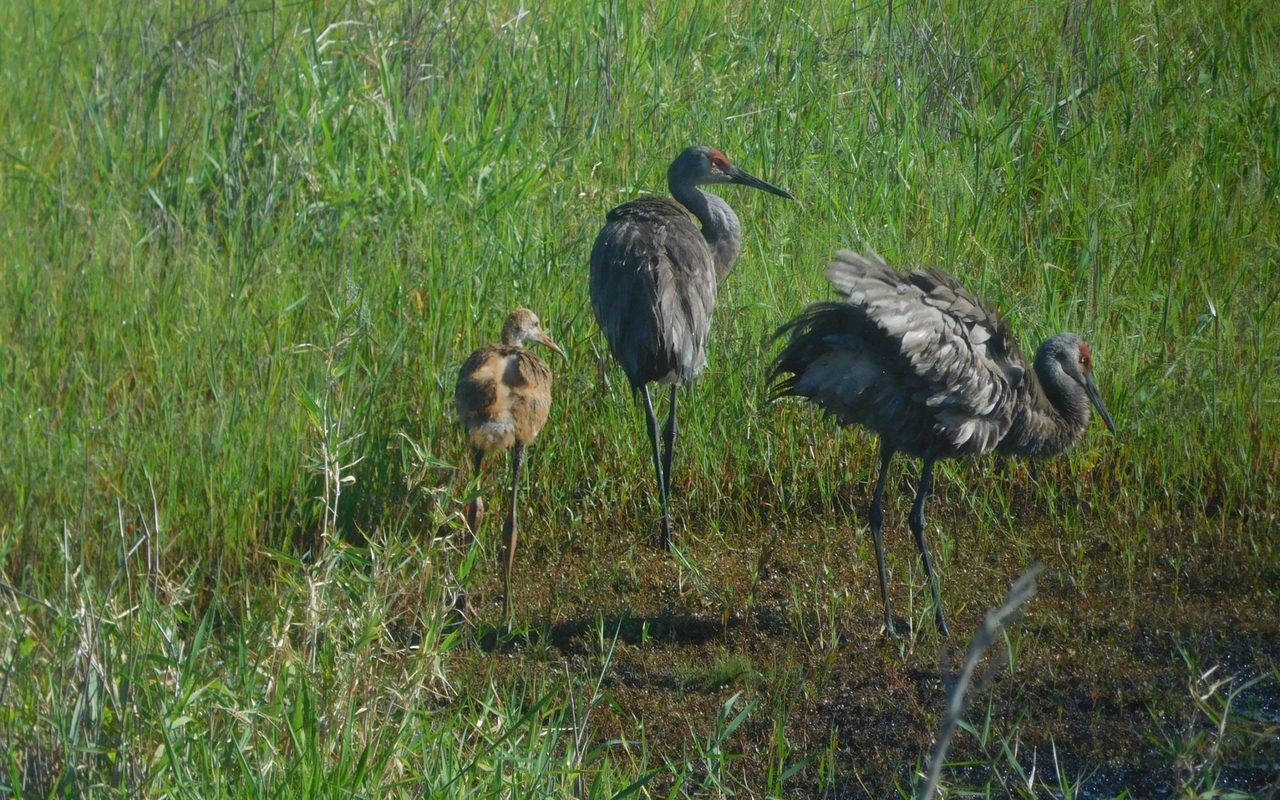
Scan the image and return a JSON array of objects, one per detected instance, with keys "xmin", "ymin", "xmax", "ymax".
[
  {"xmin": 455, "ymin": 308, "xmax": 565, "ymax": 617},
  {"xmin": 770, "ymin": 250, "xmax": 1115, "ymax": 636},
  {"xmin": 590, "ymin": 145, "xmax": 793, "ymax": 549}
]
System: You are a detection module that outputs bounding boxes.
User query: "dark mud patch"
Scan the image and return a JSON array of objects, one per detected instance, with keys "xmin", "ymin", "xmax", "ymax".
[{"xmin": 448, "ymin": 515, "xmax": 1280, "ymax": 796}]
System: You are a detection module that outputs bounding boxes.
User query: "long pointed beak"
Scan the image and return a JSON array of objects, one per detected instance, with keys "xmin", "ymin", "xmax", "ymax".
[
  {"xmin": 1083, "ymin": 374, "xmax": 1116, "ymax": 434},
  {"xmin": 729, "ymin": 165, "xmax": 794, "ymax": 200},
  {"xmin": 537, "ymin": 332, "xmax": 566, "ymax": 360}
]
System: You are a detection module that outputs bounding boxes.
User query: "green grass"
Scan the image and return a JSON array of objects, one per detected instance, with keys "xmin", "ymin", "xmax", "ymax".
[{"xmin": 2, "ymin": 0, "xmax": 1278, "ymax": 796}]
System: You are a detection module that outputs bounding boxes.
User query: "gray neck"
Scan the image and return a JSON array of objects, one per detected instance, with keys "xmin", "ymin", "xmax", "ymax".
[
  {"xmin": 998, "ymin": 358, "xmax": 1092, "ymax": 457},
  {"xmin": 671, "ymin": 181, "xmax": 742, "ymax": 280}
]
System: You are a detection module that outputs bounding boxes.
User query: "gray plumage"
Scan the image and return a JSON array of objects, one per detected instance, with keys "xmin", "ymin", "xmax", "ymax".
[
  {"xmin": 590, "ymin": 145, "xmax": 793, "ymax": 549},
  {"xmin": 770, "ymin": 250, "xmax": 1116, "ymax": 635},
  {"xmin": 589, "ymin": 198, "xmax": 718, "ymax": 387}
]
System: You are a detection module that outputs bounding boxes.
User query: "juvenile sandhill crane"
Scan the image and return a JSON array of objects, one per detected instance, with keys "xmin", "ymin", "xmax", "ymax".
[
  {"xmin": 590, "ymin": 145, "xmax": 793, "ymax": 549},
  {"xmin": 770, "ymin": 250, "xmax": 1115, "ymax": 636},
  {"xmin": 455, "ymin": 308, "xmax": 565, "ymax": 617}
]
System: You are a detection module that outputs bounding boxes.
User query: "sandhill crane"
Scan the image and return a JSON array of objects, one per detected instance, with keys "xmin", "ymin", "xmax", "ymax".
[
  {"xmin": 455, "ymin": 308, "xmax": 565, "ymax": 617},
  {"xmin": 590, "ymin": 145, "xmax": 793, "ymax": 549},
  {"xmin": 770, "ymin": 250, "xmax": 1115, "ymax": 636}
]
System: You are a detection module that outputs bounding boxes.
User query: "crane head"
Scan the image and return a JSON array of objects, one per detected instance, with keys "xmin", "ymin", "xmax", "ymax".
[
  {"xmin": 670, "ymin": 145, "xmax": 794, "ymax": 200},
  {"xmin": 502, "ymin": 308, "xmax": 566, "ymax": 359},
  {"xmin": 1074, "ymin": 339, "xmax": 1114, "ymax": 433},
  {"xmin": 1040, "ymin": 333, "xmax": 1115, "ymax": 434}
]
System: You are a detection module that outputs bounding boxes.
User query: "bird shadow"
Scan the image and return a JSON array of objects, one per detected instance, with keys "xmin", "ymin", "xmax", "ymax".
[{"xmin": 474, "ymin": 609, "xmax": 740, "ymax": 655}]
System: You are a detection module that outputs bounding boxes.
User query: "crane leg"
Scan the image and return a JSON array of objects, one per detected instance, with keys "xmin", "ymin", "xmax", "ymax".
[
  {"xmin": 465, "ymin": 448, "xmax": 484, "ymax": 536},
  {"xmin": 868, "ymin": 442, "xmax": 895, "ymax": 635},
  {"xmin": 909, "ymin": 458, "xmax": 949, "ymax": 636},
  {"xmin": 641, "ymin": 386, "xmax": 672, "ymax": 550},
  {"xmin": 501, "ymin": 444, "xmax": 525, "ymax": 621},
  {"xmin": 660, "ymin": 384, "xmax": 678, "ymax": 523}
]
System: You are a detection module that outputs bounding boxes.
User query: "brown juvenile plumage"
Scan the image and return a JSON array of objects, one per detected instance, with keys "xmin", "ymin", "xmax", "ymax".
[
  {"xmin": 456, "ymin": 344, "xmax": 555, "ymax": 453},
  {"xmin": 455, "ymin": 308, "xmax": 564, "ymax": 618}
]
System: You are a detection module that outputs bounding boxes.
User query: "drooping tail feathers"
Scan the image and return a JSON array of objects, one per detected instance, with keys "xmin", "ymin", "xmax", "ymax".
[
  {"xmin": 768, "ymin": 251, "xmax": 897, "ymax": 402},
  {"xmin": 768, "ymin": 301, "xmax": 881, "ymax": 402}
]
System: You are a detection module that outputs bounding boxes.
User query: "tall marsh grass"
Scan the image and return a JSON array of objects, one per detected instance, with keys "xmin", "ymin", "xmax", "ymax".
[{"xmin": 2, "ymin": 0, "xmax": 1277, "ymax": 794}]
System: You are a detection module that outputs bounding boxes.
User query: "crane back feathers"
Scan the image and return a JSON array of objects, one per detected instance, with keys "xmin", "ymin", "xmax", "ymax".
[
  {"xmin": 770, "ymin": 250, "xmax": 1028, "ymax": 458},
  {"xmin": 589, "ymin": 198, "xmax": 717, "ymax": 388},
  {"xmin": 455, "ymin": 345, "xmax": 554, "ymax": 453}
]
